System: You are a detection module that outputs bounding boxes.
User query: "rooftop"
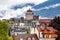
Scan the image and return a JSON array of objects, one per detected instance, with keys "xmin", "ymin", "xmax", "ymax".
[{"xmin": 39, "ymin": 19, "xmax": 51, "ymax": 23}]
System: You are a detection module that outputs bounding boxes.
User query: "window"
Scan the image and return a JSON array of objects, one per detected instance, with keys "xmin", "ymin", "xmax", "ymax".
[
  {"xmin": 32, "ymin": 37, "xmax": 35, "ymax": 40},
  {"xmin": 15, "ymin": 25, "xmax": 18, "ymax": 27},
  {"xmin": 18, "ymin": 29, "xmax": 20, "ymax": 30},
  {"xmin": 42, "ymin": 34, "xmax": 46, "ymax": 38},
  {"xmin": 15, "ymin": 23, "xmax": 18, "ymax": 25},
  {"xmin": 15, "ymin": 32, "xmax": 17, "ymax": 36},
  {"xmin": 28, "ymin": 37, "xmax": 31, "ymax": 40},
  {"xmin": 12, "ymin": 30, "xmax": 14, "ymax": 32},
  {"xmin": 49, "ymin": 34, "xmax": 51, "ymax": 38},
  {"xmin": 43, "ymin": 34, "xmax": 45, "ymax": 38},
  {"xmin": 20, "ymin": 38, "xmax": 23, "ymax": 40}
]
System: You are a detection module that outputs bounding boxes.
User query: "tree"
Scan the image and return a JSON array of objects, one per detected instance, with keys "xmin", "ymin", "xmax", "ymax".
[
  {"xmin": 49, "ymin": 16, "xmax": 60, "ymax": 40},
  {"xmin": 0, "ymin": 20, "xmax": 8, "ymax": 40},
  {"xmin": 8, "ymin": 37, "xmax": 13, "ymax": 40}
]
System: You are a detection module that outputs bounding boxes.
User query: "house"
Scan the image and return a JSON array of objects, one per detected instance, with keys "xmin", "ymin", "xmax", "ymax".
[
  {"xmin": 37, "ymin": 26, "xmax": 57, "ymax": 40},
  {"xmin": 36, "ymin": 19, "xmax": 57, "ymax": 40}
]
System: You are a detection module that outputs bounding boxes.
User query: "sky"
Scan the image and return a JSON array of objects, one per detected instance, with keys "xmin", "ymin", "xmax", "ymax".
[{"xmin": 0, "ymin": 0, "xmax": 60, "ymax": 19}]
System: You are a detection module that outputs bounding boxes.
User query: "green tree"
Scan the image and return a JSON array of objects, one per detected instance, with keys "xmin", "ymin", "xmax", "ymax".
[
  {"xmin": 0, "ymin": 20, "xmax": 8, "ymax": 40},
  {"xmin": 49, "ymin": 16, "xmax": 60, "ymax": 40},
  {"xmin": 8, "ymin": 37, "xmax": 13, "ymax": 40}
]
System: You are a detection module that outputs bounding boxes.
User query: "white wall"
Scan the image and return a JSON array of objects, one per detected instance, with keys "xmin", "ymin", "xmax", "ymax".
[{"xmin": 30, "ymin": 27, "xmax": 39, "ymax": 38}]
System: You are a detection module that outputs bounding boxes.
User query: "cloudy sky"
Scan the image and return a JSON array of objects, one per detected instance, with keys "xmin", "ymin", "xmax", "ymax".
[{"xmin": 0, "ymin": 0, "xmax": 60, "ymax": 19}]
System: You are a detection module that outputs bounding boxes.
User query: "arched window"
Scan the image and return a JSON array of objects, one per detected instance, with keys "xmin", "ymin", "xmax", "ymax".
[{"xmin": 28, "ymin": 37, "xmax": 31, "ymax": 40}]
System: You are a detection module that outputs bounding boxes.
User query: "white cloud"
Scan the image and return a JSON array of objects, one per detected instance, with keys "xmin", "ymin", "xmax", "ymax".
[
  {"xmin": 39, "ymin": 16, "xmax": 53, "ymax": 19},
  {"xmin": 0, "ymin": 0, "xmax": 47, "ymax": 5},
  {"xmin": 0, "ymin": 0, "xmax": 47, "ymax": 10},
  {"xmin": 0, "ymin": 6, "xmax": 34, "ymax": 19},
  {"xmin": 39, "ymin": 16, "xmax": 48, "ymax": 19},
  {"xmin": 34, "ymin": 3, "xmax": 60, "ymax": 11},
  {"xmin": 0, "ymin": 0, "xmax": 47, "ymax": 19}
]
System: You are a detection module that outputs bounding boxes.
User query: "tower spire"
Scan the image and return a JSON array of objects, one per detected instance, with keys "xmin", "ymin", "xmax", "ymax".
[{"xmin": 27, "ymin": 8, "xmax": 32, "ymax": 12}]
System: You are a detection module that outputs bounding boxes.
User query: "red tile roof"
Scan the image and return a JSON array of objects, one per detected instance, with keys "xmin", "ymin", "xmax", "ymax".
[
  {"xmin": 39, "ymin": 19, "xmax": 51, "ymax": 23},
  {"xmin": 37, "ymin": 27, "xmax": 56, "ymax": 34}
]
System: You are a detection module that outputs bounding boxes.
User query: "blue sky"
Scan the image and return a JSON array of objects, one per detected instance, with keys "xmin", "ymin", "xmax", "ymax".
[{"xmin": 0, "ymin": 0, "xmax": 60, "ymax": 19}]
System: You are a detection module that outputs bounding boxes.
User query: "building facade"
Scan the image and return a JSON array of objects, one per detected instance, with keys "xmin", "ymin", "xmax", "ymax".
[
  {"xmin": 12, "ymin": 34, "xmax": 38, "ymax": 40},
  {"xmin": 37, "ymin": 19, "xmax": 57, "ymax": 40}
]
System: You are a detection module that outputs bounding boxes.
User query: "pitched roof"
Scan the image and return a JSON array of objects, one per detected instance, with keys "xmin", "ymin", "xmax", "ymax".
[{"xmin": 37, "ymin": 26, "xmax": 56, "ymax": 34}]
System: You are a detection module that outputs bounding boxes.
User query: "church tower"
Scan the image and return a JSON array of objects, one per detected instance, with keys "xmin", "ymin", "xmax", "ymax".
[{"xmin": 25, "ymin": 9, "xmax": 34, "ymax": 20}]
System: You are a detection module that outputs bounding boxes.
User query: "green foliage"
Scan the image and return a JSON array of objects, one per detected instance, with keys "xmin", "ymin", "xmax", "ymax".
[
  {"xmin": 0, "ymin": 20, "xmax": 8, "ymax": 40},
  {"xmin": 8, "ymin": 37, "xmax": 13, "ymax": 40},
  {"xmin": 0, "ymin": 36, "xmax": 8, "ymax": 40},
  {"xmin": 49, "ymin": 16, "xmax": 60, "ymax": 31}
]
